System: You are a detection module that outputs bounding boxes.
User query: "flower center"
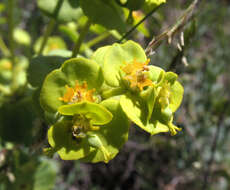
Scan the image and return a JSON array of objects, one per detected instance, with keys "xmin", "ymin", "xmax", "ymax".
[
  {"xmin": 71, "ymin": 114, "xmax": 99, "ymax": 140},
  {"xmin": 121, "ymin": 59, "xmax": 153, "ymax": 91},
  {"xmin": 59, "ymin": 80, "xmax": 95, "ymax": 104}
]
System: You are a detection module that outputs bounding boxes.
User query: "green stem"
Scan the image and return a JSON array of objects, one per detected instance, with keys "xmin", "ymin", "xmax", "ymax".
[
  {"xmin": 117, "ymin": 3, "xmax": 164, "ymax": 43},
  {"xmin": 102, "ymin": 87, "xmax": 126, "ymax": 99},
  {"xmin": 38, "ymin": 19, "xmax": 56, "ymax": 55},
  {"xmin": 72, "ymin": 19, "xmax": 91, "ymax": 58},
  {"xmin": 38, "ymin": 0, "xmax": 64, "ymax": 55},
  {"xmin": 86, "ymin": 32, "xmax": 110, "ymax": 49},
  {"xmin": 0, "ymin": 36, "xmax": 10, "ymax": 56},
  {"xmin": 8, "ymin": 0, "xmax": 17, "ymax": 91},
  {"xmin": 8, "ymin": 0, "xmax": 15, "ymax": 60},
  {"xmin": 80, "ymin": 31, "xmax": 110, "ymax": 52}
]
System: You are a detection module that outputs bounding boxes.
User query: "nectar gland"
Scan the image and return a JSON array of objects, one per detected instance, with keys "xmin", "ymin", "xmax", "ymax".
[
  {"xmin": 121, "ymin": 59, "xmax": 153, "ymax": 91},
  {"xmin": 59, "ymin": 80, "xmax": 95, "ymax": 104}
]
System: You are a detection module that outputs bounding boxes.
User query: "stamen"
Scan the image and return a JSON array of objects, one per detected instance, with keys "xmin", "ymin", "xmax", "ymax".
[
  {"xmin": 71, "ymin": 114, "xmax": 100, "ymax": 141},
  {"xmin": 121, "ymin": 59, "xmax": 152, "ymax": 91},
  {"xmin": 59, "ymin": 80, "xmax": 95, "ymax": 104}
]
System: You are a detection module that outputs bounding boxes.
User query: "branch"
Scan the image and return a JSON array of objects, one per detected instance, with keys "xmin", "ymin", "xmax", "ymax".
[
  {"xmin": 38, "ymin": 0, "xmax": 64, "ymax": 55},
  {"xmin": 117, "ymin": 3, "xmax": 164, "ymax": 43},
  {"xmin": 145, "ymin": 0, "xmax": 201, "ymax": 56}
]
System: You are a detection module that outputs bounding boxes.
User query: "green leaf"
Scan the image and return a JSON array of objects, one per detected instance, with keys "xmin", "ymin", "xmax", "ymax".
[
  {"xmin": 87, "ymin": 134, "xmax": 111, "ymax": 163},
  {"xmin": 13, "ymin": 56, "xmax": 29, "ymax": 89},
  {"xmin": 37, "ymin": 0, "xmax": 82, "ymax": 22},
  {"xmin": 34, "ymin": 36, "xmax": 67, "ymax": 55},
  {"xmin": 120, "ymin": 93, "xmax": 150, "ymax": 132},
  {"xmin": 80, "ymin": 99, "xmax": 130, "ymax": 163},
  {"xmin": 48, "ymin": 120, "xmax": 95, "ymax": 160},
  {"xmin": 80, "ymin": 0, "xmax": 126, "ymax": 33},
  {"xmin": 34, "ymin": 158, "xmax": 58, "ymax": 190},
  {"xmin": 116, "ymin": 0, "xmax": 145, "ymax": 10},
  {"xmin": 165, "ymin": 72, "xmax": 178, "ymax": 85},
  {"xmin": 0, "ymin": 97, "xmax": 36, "ymax": 145},
  {"xmin": 140, "ymin": 86, "xmax": 156, "ymax": 120},
  {"xmin": 120, "ymin": 93, "xmax": 168, "ymax": 135},
  {"xmin": 13, "ymin": 28, "xmax": 31, "ymax": 46},
  {"xmin": 3, "ymin": 152, "xmax": 58, "ymax": 190},
  {"xmin": 152, "ymin": 102, "xmax": 172, "ymax": 125},
  {"xmin": 148, "ymin": 65, "xmax": 164, "ymax": 83},
  {"xmin": 146, "ymin": 120, "xmax": 169, "ymax": 135},
  {"xmin": 40, "ymin": 57, "xmax": 103, "ymax": 113},
  {"xmin": 32, "ymin": 88, "xmax": 60, "ymax": 126},
  {"xmin": 169, "ymin": 81, "xmax": 184, "ymax": 112},
  {"xmin": 28, "ymin": 55, "xmax": 68, "ymax": 87},
  {"xmin": 91, "ymin": 45, "xmax": 112, "ymax": 67},
  {"xmin": 58, "ymin": 23, "xmax": 79, "ymax": 43},
  {"xmin": 103, "ymin": 40, "xmax": 147, "ymax": 87},
  {"xmin": 58, "ymin": 102, "xmax": 113, "ymax": 125}
]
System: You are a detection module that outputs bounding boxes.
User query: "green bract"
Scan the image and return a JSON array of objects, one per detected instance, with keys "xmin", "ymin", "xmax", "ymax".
[
  {"xmin": 101, "ymin": 40, "xmax": 147, "ymax": 87},
  {"xmin": 58, "ymin": 102, "xmax": 113, "ymax": 125},
  {"xmin": 80, "ymin": 99, "xmax": 129, "ymax": 163},
  {"xmin": 92, "ymin": 40, "xmax": 183, "ymax": 136},
  {"xmin": 48, "ymin": 100, "xmax": 129, "ymax": 163},
  {"xmin": 39, "ymin": 40, "xmax": 183, "ymax": 163},
  {"xmin": 40, "ymin": 57, "xmax": 103, "ymax": 113}
]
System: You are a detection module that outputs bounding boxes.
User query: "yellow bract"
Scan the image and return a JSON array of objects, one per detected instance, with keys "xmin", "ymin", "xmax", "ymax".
[
  {"xmin": 121, "ymin": 59, "xmax": 153, "ymax": 91},
  {"xmin": 59, "ymin": 81, "xmax": 95, "ymax": 103}
]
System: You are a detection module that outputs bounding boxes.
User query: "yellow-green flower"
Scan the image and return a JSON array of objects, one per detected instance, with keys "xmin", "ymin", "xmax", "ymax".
[
  {"xmin": 59, "ymin": 80, "xmax": 95, "ymax": 104},
  {"xmin": 121, "ymin": 59, "xmax": 153, "ymax": 91}
]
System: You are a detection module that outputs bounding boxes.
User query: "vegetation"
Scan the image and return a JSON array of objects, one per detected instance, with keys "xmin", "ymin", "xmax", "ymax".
[{"xmin": 0, "ymin": 0, "xmax": 230, "ymax": 189}]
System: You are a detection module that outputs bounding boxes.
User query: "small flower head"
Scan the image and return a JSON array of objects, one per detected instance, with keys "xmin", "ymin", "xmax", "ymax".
[
  {"xmin": 121, "ymin": 59, "xmax": 153, "ymax": 91},
  {"xmin": 59, "ymin": 80, "xmax": 95, "ymax": 104},
  {"xmin": 71, "ymin": 114, "xmax": 99, "ymax": 140}
]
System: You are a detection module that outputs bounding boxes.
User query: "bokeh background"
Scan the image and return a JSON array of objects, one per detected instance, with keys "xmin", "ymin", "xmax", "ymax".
[{"xmin": 1, "ymin": 0, "xmax": 230, "ymax": 189}]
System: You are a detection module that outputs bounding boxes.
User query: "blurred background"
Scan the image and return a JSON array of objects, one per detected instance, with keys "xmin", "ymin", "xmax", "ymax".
[{"xmin": 1, "ymin": 0, "xmax": 230, "ymax": 189}]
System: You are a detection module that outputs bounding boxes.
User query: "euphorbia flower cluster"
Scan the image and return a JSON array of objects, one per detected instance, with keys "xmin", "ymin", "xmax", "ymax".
[{"xmin": 40, "ymin": 41, "xmax": 183, "ymax": 163}]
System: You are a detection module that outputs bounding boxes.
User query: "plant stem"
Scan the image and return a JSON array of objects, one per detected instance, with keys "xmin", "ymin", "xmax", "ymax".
[
  {"xmin": 38, "ymin": 19, "xmax": 56, "ymax": 55},
  {"xmin": 86, "ymin": 32, "xmax": 110, "ymax": 49},
  {"xmin": 117, "ymin": 3, "xmax": 164, "ymax": 43},
  {"xmin": 0, "ymin": 36, "xmax": 10, "ymax": 56},
  {"xmin": 38, "ymin": 0, "xmax": 64, "ymax": 55},
  {"xmin": 72, "ymin": 19, "xmax": 91, "ymax": 58},
  {"xmin": 145, "ymin": 0, "xmax": 202, "ymax": 56},
  {"xmin": 102, "ymin": 87, "xmax": 126, "ymax": 99},
  {"xmin": 80, "ymin": 31, "xmax": 110, "ymax": 52},
  {"xmin": 8, "ymin": 0, "xmax": 15, "ymax": 60},
  {"xmin": 8, "ymin": 0, "xmax": 17, "ymax": 92}
]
